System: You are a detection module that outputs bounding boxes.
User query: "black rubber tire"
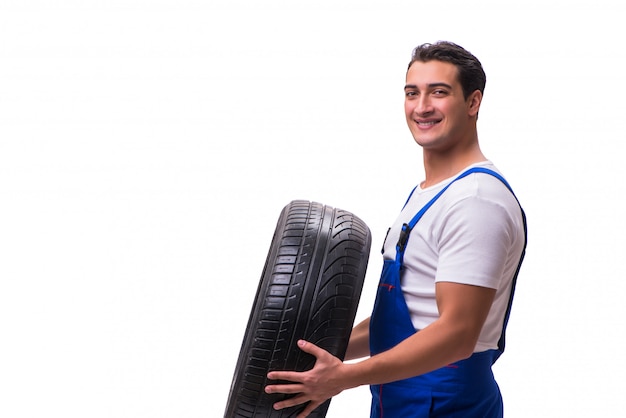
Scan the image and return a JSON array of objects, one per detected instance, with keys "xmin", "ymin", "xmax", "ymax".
[{"xmin": 224, "ymin": 200, "xmax": 371, "ymax": 418}]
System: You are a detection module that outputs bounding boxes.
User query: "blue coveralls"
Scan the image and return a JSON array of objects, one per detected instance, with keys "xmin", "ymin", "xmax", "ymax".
[{"xmin": 369, "ymin": 167, "xmax": 527, "ymax": 418}]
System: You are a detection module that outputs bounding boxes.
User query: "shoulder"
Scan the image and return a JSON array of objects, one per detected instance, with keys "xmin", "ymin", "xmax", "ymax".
[
  {"xmin": 441, "ymin": 162, "xmax": 520, "ymax": 212},
  {"xmin": 433, "ymin": 163, "xmax": 525, "ymax": 240}
]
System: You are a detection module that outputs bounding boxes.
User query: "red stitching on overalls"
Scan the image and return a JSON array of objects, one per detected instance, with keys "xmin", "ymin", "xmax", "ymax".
[
  {"xmin": 379, "ymin": 384, "xmax": 384, "ymax": 418},
  {"xmin": 379, "ymin": 283, "xmax": 395, "ymax": 292}
]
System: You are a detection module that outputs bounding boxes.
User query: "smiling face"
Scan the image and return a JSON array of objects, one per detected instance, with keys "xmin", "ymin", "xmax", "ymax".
[{"xmin": 404, "ymin": 60, "xmax": 482, "ymax": 154}]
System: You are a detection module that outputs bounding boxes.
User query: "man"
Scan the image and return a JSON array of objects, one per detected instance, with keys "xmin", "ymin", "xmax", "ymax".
[{"xmin": 265, "ymin": 41, "xmax": 527, "ymax": 418}]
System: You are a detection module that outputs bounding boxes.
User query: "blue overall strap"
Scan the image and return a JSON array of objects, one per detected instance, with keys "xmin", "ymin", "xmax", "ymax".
[
  {"xmin": 395, "ymin": 167, "xmax": 518, "ymax": 264},
  {"xmin": 401, "ymin": 185, "xmax": 419, "ymax": 209}
]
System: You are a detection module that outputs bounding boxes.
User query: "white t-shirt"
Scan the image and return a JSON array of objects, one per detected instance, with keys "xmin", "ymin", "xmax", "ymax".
[{"xmin": 381, "ymin": 161, "xmax": 526, "ymax": 353}]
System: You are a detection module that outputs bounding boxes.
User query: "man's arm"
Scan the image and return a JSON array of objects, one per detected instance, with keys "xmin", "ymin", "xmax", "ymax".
[
  {"xmin": 344, "ymin": 317, "xmax": 370, "ymax": 361},
  {"xmin": 354, "ymin": 282, "xmax": 496, "ymax": 382},
  {"xmin": 265, "ymin": 282, "xmax": 496, "ymax": 417}
]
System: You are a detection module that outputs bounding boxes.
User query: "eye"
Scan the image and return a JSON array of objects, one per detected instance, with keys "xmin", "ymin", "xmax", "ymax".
[
  {"xmin": 433, "ymin": 89, "xmax": 448, "ymax": 96},
  {"xmin": 405, "ymin": 90, "xmax": 418, "ymax": 98}
]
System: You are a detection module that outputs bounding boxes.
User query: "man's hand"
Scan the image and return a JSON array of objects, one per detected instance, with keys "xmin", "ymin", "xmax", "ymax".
[{"xmin": 265, "ymin": 340, "xmax": 347, "ymax": 418}]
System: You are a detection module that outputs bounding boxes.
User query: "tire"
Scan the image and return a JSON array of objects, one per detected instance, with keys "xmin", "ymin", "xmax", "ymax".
[{"xmin": 224, "ymin": 200, "xmax": 372, "ymax": 418}]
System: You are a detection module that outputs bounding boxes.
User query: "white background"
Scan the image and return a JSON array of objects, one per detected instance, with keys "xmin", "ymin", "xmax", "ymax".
[{"xmin": 1, "ymin": 0, "xmax": 625, "ymax": 417}]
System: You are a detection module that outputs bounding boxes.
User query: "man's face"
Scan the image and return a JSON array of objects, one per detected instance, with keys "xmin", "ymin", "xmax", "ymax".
[{"xmin": 404, "ymin": 60, "xmax": 480, "ymax": 152}]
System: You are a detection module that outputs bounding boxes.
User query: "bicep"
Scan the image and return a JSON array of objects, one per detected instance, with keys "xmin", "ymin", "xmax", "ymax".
[{"xmin": 435, "ymin": 282, "xmax": 496, "ymax": 350}]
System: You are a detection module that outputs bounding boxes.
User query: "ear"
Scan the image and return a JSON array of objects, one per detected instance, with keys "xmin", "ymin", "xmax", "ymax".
[{"xmin": 467, "ymin": 90, "xmax": 482, "ymax": 117}]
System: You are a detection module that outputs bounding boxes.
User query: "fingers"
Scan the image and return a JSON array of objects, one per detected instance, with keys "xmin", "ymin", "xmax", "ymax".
[
  {"xmin": 268, "ymin": 395, "xmax": 324, "ymax": 418},
  {"xmin": 265, "ymin": 382, "xmax": 304, "ymax": 395},
  {"xmin": 266, "ymin": 340, "xmax": 326, "ymax": 382},
  {"xmin": 297, "ymin": 400, "xmax": 324, "ymax": 418},
  {"xmin": 266, "ymin": 370, "xmax": 302, "ymax": 383},
  {"xmin": 264, "ymin": 339, "xmax": 335, "ymax": 416},
  {"xmin": 296, "ymin": 339, "xmax": 328, "ymax": 358},
  {"xmin": 270, "ymin": 393, "xmax": 309, "ymax": 410}
]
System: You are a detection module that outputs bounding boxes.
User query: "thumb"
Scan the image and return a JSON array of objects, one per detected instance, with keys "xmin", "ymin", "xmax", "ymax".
[{"xmin": 297, "ymin": 340, "xmax": 328, "ymax": 359}]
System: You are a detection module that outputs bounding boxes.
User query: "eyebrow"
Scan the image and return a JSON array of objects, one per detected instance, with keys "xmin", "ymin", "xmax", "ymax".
[{"xmin": 404, "ymin": 82, "xmax": 453, "ymax": 90}]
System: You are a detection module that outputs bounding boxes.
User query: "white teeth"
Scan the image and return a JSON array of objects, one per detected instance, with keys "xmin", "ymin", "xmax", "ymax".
[{"xmin": 417, "ymin": 121, "xmax": 437, "ymax": 126}]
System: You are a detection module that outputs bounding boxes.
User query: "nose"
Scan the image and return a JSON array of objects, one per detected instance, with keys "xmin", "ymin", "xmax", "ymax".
[{"xmin": 413, "ymin": 95, "xmax": 434, "ymax": 116}]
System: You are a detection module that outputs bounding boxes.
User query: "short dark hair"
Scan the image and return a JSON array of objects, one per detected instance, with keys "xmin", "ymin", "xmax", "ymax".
[{"xmin": 408, "ymin": 41, "xmax": 486, "ymax": 99}]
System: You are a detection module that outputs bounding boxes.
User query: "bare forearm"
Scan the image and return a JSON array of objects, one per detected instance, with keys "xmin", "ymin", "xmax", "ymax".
[
  {"xmin": 346, "ymin": 318, "xmax": 475, "ymax": 387},
  {"xmin": 266, "ymin": 318, "xmax": 478, "ymax": 410},
  {"xmin": 344, "ymin": 317, "xmax": 370, "ymax": 361},
  {"xmin": 343, "ymin": 283, "xmax": 494, "ymax": 387}
]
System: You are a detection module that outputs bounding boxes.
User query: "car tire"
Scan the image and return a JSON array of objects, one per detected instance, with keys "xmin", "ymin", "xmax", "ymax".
[{"xmin": 224, "ymin": 200, "xmax": 371, "ymax": 418}]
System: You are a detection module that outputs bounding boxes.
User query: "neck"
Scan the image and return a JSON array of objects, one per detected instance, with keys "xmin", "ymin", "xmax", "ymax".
[{"xmin": 421, "ymin": 143, "xmax": 487, "ymax": 188}]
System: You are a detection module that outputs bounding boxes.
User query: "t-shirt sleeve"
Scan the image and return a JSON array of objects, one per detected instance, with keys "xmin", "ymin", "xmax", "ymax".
[{"xmin": 434, "ymin": 195, "xmax": 516, "ymax": 289}]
